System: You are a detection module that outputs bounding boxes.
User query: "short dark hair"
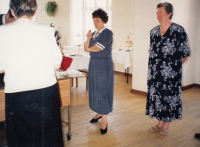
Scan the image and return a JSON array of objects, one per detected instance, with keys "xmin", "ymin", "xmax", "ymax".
[
  {"xmin": 157, "ymin": 2, "xmax": 173, "ymax": 20},
  {"xmin": 10, "ymin": 0, "xmax": 37, "ymax": 18},
  {"xmin": 92, "ymin": 8, "xmax": 108, "ymax": 23}
]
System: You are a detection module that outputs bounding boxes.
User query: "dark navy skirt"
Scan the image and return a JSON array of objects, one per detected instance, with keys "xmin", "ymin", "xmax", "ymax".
[
  {"xmin": 0, "ymin": 73, "xmax": 4, "ymax": 88},
  {"xmin": 88, "ymin": 56, "xmax": 114, "ymax": 115},
  {"xmin": 5, "ymin": 83, "xmax": 64, "ymax": 147}
]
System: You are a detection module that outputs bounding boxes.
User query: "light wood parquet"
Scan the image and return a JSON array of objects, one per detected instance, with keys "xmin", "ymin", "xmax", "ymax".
[{"xmin": 62, "ymin": 74, "xmax": 200, "ymax": 147}]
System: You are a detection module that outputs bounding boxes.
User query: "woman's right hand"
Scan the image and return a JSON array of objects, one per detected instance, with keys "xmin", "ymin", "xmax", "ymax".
[
  {"xmin": 86, "ymin": 30, "xmax": 92, "ymax": 40},
  {"xmin": 84, "ymin": 30, "xmax": 92, "ymax": 52}
]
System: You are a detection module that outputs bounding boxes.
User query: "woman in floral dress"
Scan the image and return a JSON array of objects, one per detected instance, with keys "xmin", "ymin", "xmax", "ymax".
[{"xmin": 146, "ymin": 2, "xmax": 190, "ymax": 139}]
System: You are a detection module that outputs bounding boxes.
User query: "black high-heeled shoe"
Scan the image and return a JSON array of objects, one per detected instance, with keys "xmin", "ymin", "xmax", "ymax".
[
  {"xmin": 100, "ymin": 124, "xmax": 108, "ymax": 135},
  {"xmin": 90, "ymin": 116, "xmax": 102, "ymax": 123}
]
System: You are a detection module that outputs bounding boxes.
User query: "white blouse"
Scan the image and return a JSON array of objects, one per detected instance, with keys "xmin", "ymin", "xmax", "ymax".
[{"xmin": 0, "ymin": 18, "xmax": 62, "ymax": 93}]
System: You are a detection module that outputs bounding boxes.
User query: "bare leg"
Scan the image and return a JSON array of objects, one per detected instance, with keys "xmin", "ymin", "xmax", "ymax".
[
  {"xmin": 157, "ymin": 122, "xmax": 170, "ymax": 138},
  {"xmin": 101, "ymin": 115, "xmax": 107, "ymax": 129},
  {"xmin": 157, "ymin": 121, "xmax": 165, "ymax": 129},
  {"xmin": 149, "ymin": 120, "xmax": 164, "ymax": 132},
  {"xmin": 90, "ymin": 113, "xmax": 102, "ymax": 123},
  {"xmin": 162, "ymin": 122, "xmax": 170, "ymax": 131},
  {"xmin": 93, "ymin": 113, "xmax": 101, "ymax": 119}
]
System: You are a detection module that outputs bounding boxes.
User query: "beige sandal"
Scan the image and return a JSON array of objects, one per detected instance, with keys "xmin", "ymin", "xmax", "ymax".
[
  {"xmin": 157, "ymin": 130, "xmax": 168, "ymax": 139},
  {"xmin": 149, "ymin": 125, "xmax": 161, "ymax": 133}
]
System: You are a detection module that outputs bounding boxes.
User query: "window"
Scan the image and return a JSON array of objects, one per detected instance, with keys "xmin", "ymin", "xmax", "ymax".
[{"xmin": 71, "ymin": 0, "xmax": 111, "ymax": 46}]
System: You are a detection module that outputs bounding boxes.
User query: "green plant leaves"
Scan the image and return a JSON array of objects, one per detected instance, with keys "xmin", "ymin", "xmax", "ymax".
[{"xmin": 45, "ymin": 1, "xmax": 58, "ymax": 17}]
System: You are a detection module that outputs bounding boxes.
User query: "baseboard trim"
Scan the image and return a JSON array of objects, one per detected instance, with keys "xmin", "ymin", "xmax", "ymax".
[
  {"xmin": 182, "ymin": 83, "xmax": 200, "ymax": 90},
  {"xmin": 130, "ymin": 89, "xmax": 147, "ymax": 96},
  {"xmin": 193, "ymin": 83, "xmax": 200, "ymax": 88},
  {"xmin": 131, "ymin": 83, "xmax": 200, "ymax": 96},
  {"xmin": 114, "ymin": 71, "xmax": 132, "ymax": 77},
  {"xmin": 182, "ymin": 84, "xmax": 195, "ymax": 90}
]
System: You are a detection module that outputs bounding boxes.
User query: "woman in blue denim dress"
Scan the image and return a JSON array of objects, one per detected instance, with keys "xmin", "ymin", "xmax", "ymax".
[{"xmin": 84, "ymin": 8, "xmax": 114, "ymax": 135}]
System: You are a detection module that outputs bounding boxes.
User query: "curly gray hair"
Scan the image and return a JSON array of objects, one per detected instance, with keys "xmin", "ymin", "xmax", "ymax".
[{"xmin": 10, "ymin": 0, "xmax": 37, "ymax": 17}]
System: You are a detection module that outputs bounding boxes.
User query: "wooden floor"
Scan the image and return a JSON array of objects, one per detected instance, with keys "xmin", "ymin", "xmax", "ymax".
[
  {"xmin": 0, "ymin": 74, "xmax": 200, "ymax": 147},
  {"xmin": 62, "ymin": 74, "xmax": 200, "ymax": 147}
]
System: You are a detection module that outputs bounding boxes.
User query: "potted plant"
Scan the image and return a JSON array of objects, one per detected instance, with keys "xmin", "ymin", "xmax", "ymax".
[{"xmin": 45, "ymin": 1, "xmax": 58, "ymax": 17}]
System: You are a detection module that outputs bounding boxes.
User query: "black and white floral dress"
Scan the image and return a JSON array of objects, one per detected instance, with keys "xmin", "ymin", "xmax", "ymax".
[{"xmin": 146, "ymin": 23, "xmax": 190, "ymax": 122}]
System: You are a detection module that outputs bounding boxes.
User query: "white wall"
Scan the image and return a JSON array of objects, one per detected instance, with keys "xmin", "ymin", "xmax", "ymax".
[
  {"xmin": 35, "ymin": 0, "xmax": 71, "ymax": 45},
  {"xmin": 0, "ymin": 0, "xmax": 9, "ymax": 13},
  {"xmin": 111, "ymin": 0, "xmax": 135, "ymax": 73},
  {"xmin": 195, "ymin": 4, "xmax": 200, "ymax": 84},
  {"xmin": 132, "ymin": 0, "xmax": 159, "ymax": 92},
  {"xmin": 111, "ymin": 0, "xmax": 135, "ymax": 50}
]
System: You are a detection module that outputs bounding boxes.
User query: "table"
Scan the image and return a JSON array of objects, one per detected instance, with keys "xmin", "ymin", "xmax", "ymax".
[
  {"xmin": 63, "ymin": 46, "xmax": 89, "ymax": 56},
  {"xmin": 112, "ymin": 50, "xmax": 133, "ymax": 83},
  {"xmin": 69, "ymin": 55, "xmax": 90, "ymax": 70},
  {"xmin": 63, "ymin": 49, "xmax": 132, "ymax": 83},
  {"xmin": 60, "ymin": 54, "xmax": 90, "ymax": 89},
  {"xmin": 68, "ymin": 50, "xmax": 132, "ymax": 69},
  {"xmin": 56, "ymin": 69, "xmax": 88, "ymax": 90},
  {"xmin": 57, "ymin": 77, "xmax": 72, "ymax": 140},
  {"xmin": 112, "ymin": 50, "xmax": 132, "ymax": 69}
]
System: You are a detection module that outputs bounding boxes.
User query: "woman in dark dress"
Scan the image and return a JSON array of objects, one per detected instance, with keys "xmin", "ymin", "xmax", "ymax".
[
  {"xmin": 146, "ymin": 2, "xmax": 190, "ymax": 139},
  {"xmin": 84, "ymin": 8, "xmax": 114, "ymax": 135}
]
